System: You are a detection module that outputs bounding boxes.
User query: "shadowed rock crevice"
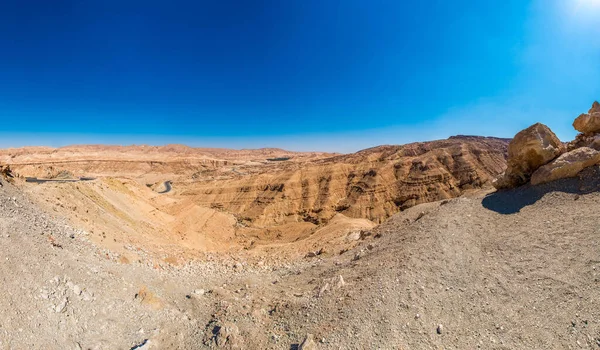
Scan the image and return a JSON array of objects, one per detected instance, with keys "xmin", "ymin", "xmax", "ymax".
[{"xmin": 484, "ymin": 165, "xmax": 600, "ymax": 214}]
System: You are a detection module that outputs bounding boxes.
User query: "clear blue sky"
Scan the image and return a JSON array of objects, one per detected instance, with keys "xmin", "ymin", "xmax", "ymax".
[{"xmin": 0, "ymin": 0, "xmax": 599, "ymax": 152}]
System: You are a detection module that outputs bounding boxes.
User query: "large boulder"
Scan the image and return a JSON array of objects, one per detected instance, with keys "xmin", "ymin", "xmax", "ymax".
[
  {"xmin": 493, "ymin": 123, "xmax": 563, "ymax": 189},
  {"xmin": 531, "ymin": 147, "xmax": 600, "ymax": 185},
  {"xmin": 573, "ymin": 101, "xmax": 600, "ymax": 134}
]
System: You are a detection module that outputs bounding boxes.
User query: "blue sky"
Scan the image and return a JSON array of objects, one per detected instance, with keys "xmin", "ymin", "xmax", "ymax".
[{"xmin": 0, "ymin": 0, "xmax": 599, "ymax": 152}]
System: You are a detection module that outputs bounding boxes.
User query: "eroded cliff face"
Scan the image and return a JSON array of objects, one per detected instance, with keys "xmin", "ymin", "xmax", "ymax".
[
  {"xmin": 180, "ymin": 136, "xmax": 509, "ymax": 225},
  {"xmin": 1, "ymin": 138, "xmax": 508, "ymax": 259}
]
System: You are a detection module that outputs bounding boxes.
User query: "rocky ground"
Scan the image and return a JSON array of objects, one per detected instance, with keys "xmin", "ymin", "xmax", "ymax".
[{"xmin": 2, "ymin": 162, "xmax": 600, "ymax": 349}]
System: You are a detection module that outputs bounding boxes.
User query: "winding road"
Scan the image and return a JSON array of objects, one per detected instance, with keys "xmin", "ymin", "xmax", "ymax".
[
  {"xmin": 158, "ymin": 181, "xmax": 172, "ymax": 194},
  {"xmin": 25, "ymin": 177, "xmax": 96, "ymax": 184}
]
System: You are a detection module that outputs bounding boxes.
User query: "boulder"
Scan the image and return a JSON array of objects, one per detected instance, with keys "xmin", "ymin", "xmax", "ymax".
[
  {"xmin": 493, "ymin": 123, "xmax": 563, "ymax": 189},
  {"xmin": 573, "ymin": 101, "xmax": 600, "ymax": 134},
  {"xmin": 531, "ymin": 147, "xmax": 600, "ymax": 185}
]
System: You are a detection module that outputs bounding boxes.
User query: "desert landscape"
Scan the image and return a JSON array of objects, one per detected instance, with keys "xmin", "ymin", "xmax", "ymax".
[{"xmin": 1, "ymin": 102, "xmax": 600, "ymax": 349}]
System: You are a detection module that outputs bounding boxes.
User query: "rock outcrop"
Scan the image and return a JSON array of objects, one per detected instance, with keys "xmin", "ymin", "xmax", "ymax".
[
  {"xmin": 531, "ymin": 147, "xmax": 600, "ymax": 185},
  {"xmin": 567, "ymin": 133, "xmax": 600, "ymax": 151},
  {"xmin": 495, "ymin": 101, "xmax": 600, "ymax": 189},
  {"xmin": 493, "ymin": 123, "xmax": 563, "ymax": 189},
  {"xmin": 573, "ymin": 101, "xmax": 600, "ymax": 134}
]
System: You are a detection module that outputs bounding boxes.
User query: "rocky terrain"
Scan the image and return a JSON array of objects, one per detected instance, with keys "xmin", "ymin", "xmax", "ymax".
[
  {"xmin": 2, "ymin": 102, "xmax": 600, "ymax": 349},
  {"xmin": 2, "ymin": 151, "xmax": 600, "ymax": 349},
  {"xmin": 494, "ymin": 101, "xmax": 600, "ymax": 189}
]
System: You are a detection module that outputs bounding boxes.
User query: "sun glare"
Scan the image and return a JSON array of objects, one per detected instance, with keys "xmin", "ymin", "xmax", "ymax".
[
  {"xmin": 574, "ymin": 0, "xmax": 600, "ymax": 11},
  {"xmin": 564, "ymin": 0, "xmax": 600, "ymax": 25}
]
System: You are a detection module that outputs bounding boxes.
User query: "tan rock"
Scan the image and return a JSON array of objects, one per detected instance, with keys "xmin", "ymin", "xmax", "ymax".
[
  {"xmin": 531, "ymin": 147, "xmax": 600, "ymax": 185},
  {"xmin": 299, "ymin": 333, "xmax": 317, "ymax": 350},
  {"xmin": 216, "ymin": 322, "xmax": 242, "ymax": 349},
  {"xmin": 567, "ymin": 132, "xmax": 600, "ymax": 151},
  {"xmin": 491, "ymin": 171, "xmax": 512, "ymax": 189},
  {"xmin": 493, "ymin": 123, "xmax": 563, "ymax": 189},
  {"xmin": 573, "ymin": 101, "xmax": 600, "ymax": 134}
]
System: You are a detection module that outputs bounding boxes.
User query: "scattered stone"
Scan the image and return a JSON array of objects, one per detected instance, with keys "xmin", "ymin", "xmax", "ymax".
[
  {"xmin": 318, "ymin": 283, "xmax": 330, "ymax": 298},
  {"xmin": 346, "ymin": 231, "xmax": 361, "ymax": 241},
  {"xmin": 215, "ymin": 322, "xmax": 242, "ymax": 348},
  {"xmin": 81, "ymin": 290, "xmax": 93, "ymax": 301},
  {"xmin": 55, "ymin": 298, "xmax": 68, "ymax": 313},
  {"xmin": 72, "ymin": 285, "xmax": 82, "ymax": 296},
  {"xmin": 437, "ymin": 324, "xmax": 444, "ymax": 334},
  {"xmin": 299, "ymin": 333, "xmax": 317, "ymax": 350},
  {"xmin": 305, "ymin": 248, "xmax": 323, "ymax": 258},
  {"xmin": 336, "ymin": 275, "xmax": 345, "ymax": 289},
  {"xmin": 193, "ymin": 289, "xmax": 205, "ymax": 296},
  {"xmin": 359, "ymin": 230, "xmax": 372, "ymax": 239}
]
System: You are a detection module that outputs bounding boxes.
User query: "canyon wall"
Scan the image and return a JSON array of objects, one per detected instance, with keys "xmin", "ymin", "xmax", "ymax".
[{"xmin": 179, "ymin": 136, "xmax": 509, "ymax": 225}]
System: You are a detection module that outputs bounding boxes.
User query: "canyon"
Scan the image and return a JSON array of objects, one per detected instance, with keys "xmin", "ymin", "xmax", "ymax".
[{"xmin": 0, "ymin": 136, "xmax": 508, "ymax": 264}]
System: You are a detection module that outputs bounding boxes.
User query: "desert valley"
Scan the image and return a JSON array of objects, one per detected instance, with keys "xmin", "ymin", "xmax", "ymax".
[{"xmin": 1, "ymin": 102, "xmax": 600, "ymax": 349}]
